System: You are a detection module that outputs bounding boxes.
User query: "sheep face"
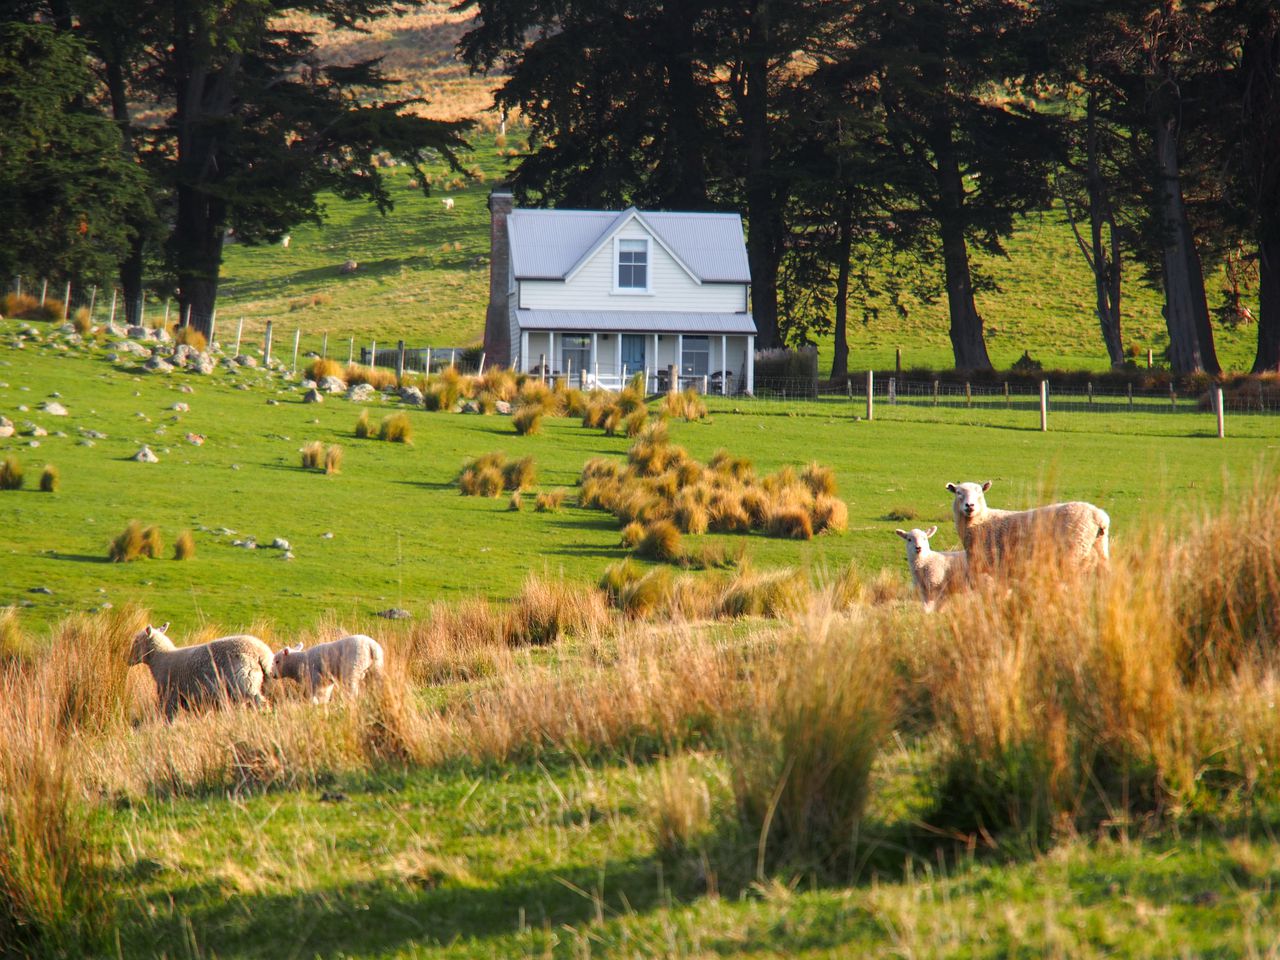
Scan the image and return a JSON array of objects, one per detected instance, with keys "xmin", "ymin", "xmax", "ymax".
[
  {"xmin": 272, "ymin": 643, "xmax": 306, "ymax": 682},
  {"xmin": 947, "ymin": 481, "xmax": 992, "ymax": 521},
  {"xmin": 895, "ymin": 526, "xmax": 938, "ymax": 560},
  {"xmin": 128, "ymin": 622, "xmax": 172, "ymax": 664}
]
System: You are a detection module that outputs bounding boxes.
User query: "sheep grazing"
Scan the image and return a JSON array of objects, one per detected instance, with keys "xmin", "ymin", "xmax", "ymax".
[
  {"xmin": 272, "ymin": 634, "xmax": 385, "ymax": 704},
  {"xmin": 128, "ymin": 622, "xmax": 274, "ymax": 721},
  {"xmin": 895, "ymin": 526, "xmax": 970, "ymax": 611},
  {"xmin": 947, "ymin": 480, "xmax": 1110, "ymax": 574},
  {"xmin": 441, "ymin": 197, "xmax": 455, "ymax": 210}
]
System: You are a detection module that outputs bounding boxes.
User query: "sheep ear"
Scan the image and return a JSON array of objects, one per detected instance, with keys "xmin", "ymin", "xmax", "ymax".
[
  {"xmin": 159, "ymin": 621, "xmax": 169, "ymax": 634},
  {"xmin": 946, "ymin": 483, "xmax": 957, "ymax": 493},
  {"xmin": 144, "ymin": 625, "xmax": 153, "ymax": 639},
  {"xmin": 926, "ymin": 525, "xmax": 937, "ymax": 538},
  {"xmin": 981, "ymin": 481, "xmax": 992, "ymax": 491},
  {"xmin": 291, "ymin": 642, "xmax": 304, "ymax": 652},
  {"xmin": 894, "ymin": 529, "xmax": 909, "ymax": 540}
]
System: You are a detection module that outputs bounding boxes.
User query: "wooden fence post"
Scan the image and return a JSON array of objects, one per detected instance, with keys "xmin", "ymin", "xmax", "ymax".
[
  {"xmin": 40, "ymin": 279, "xmax": 47, "ymax": 305},
  {"xmin": 933, "ymin": 379, "xmax": 940, "ymax": 406},
  {"xmin": 540, "ymin": 353, "xmax": 547, "ymax": 383},
  {"xmin": 1087, "ymin": 382, "xmax": 1094, "ymax": 406},
  {"xmin": 1003, "ymin": 382, "xmax": 1010, "ymax": 408},
  {"xmin": 1216, "ymin": 387, "xmax": 1225, "ymax": 439},
  {"xmin": 450, "ymin": 349, "xmax": 456, "ymax": 369},
  {"xmin": 668, "ymin": 363, "xmax": 677, "ymax": 394},
  {"xmin": 234, "ymin": 318, "xmax": 243, "ymax": 357},
  {"xmin": 888, "ymin": 377, "xmax": 896, "ymax": 405},
  {"xmin": 348, "ymin": 337, "xmax": 354, "ymax": 365},
  {"xmin": 425, "ymin": 347, "xmax": 432, "ymax": 374},
  {"xmin": 321, "ymin": 332, "xmax": 328, "ymax": 359},
  {"xmin": 370, "ymin": 340, "xmax": 377, "ymax": 369},
  {"xmin": 63, "ymin": 281, "xmax": 71, "ymax": 319},
  {"xmin": 1170, "ymin": 385, "xmax": 1176, "ymax": 409},
  {"xmin": 965, "ymin": 382, "xmax": 972, "ymax": 408},
  {"xmin": 1127, "ymin": 383, "xmax": 1133, "ymax": 409},
  {"xmin": 292, "ymin": 328, "xmax": 301, "ymax": 372},
  {"xmin": 108, "ymin": 289, "xmax": 117, "ymax": 325},
  {"xmin": 395, "ymin": 340, "xmax": 405, "ymax": 381},
  {"xmin": 478, "ymin": 352, "xmax": 486, "ymax": 376},
  {"xmin": 1039, "ymin": 380, "xmax": 1048, "ymax": 431},
  {"xmin": 163, "ymin": 299, "xmax": 170, "ymax": 327},
  {"xmin": 208, "ymin": 316, "xmax": 216, "ymax": 348},
  {"xmin": 1147, "ymin": 349, "xmax": 1154, "ymax": 369},
  {"xmin": 866, "ymin": 370, "xmax": 874, "ymax": 421},
  {"xmin": 263, "ymin": 320, "xmax": 273, "ymax": 363},
  {"xmin": 88, "ymin": 285, "xmax": 97, "ymax": 318}
]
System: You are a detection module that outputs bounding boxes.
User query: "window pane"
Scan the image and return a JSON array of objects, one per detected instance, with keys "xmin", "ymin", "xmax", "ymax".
[
  {"xmin": 617, "ymin": 239, "xmax": 647, "ymax": 288},
  {"xmin": 681, "ymin": 336, "xmax": 709, "ymax": 377},
  {"xmin": 562, "ymin": 333, "xmax": 590, "ymax": 374}
]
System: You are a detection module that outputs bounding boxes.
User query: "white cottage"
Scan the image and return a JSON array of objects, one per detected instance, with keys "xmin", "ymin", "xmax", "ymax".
[{"xmin": 482, "ymin": 190, "xmax": 755, "ymax": 394}]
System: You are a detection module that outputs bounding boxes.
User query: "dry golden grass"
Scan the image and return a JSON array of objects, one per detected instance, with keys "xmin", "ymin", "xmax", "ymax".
[
  {"xmin": 306, "ymin": 357, "xmax": 345, "ymax": 381},
  {"xmin": 0, "ymin": 457, "xmax": 23, "ymax": 491},
  {"xmin": 173, "ymin": 530, "xmax": 196, "ymax": 561},
  {"xmin": 71, "ymin": 307, "xmax": 93, "ymax": 335},
  {"xmin": 378, "ymin": 412, "xmax": 413, "ymax": 443},
  {"xmin": 38, "ymin": 464, "xmax": 58, "ymax": 493},
  {"xmin": 324, "ymin": 444, "xmax": 344, "ymax": 474},
  {"xmin": 535, "ymin": 488, "xmax": 567, "ymax": 513},
  {"xmin": 636, "ymin": 520, "xmax": 684, "ymax": 563},
  {"xmin": 512, "ymin": 405, "xmax": 543, "ymax": 435},
  {"xmin": 173, "ymin": 325, "xmax": 207, "ymax": 351},
  {"xmin": 301, "ymin": 440, "xmax": 326, "ymax": 469},
  {"xmin": 345, "ymin": 364, "xmax": 398, "ymax": 390},
  {"xmin": 661, "ymin": 386, "xmax": 708, "ymax": 421}
]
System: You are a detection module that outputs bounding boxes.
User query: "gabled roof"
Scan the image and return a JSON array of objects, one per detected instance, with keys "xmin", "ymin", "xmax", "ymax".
[{"xmin": 506, "ymin": 207, "xmax": 751, "ymax": 284}]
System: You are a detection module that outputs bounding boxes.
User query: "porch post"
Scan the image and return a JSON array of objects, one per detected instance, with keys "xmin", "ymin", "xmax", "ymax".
[
  {"xmin": 720, "ymin": 334, "xmax": 727, "ymax": 394},
  {"xmin": 520, "ymin": 329, "xmax": 529, "ymax": 373},
  {"xmin": 590, "ymin": 332, "xmax": 598, "ymax": 386},
  {"xmin": 615, "ymin": 333, "xmax": 623, "ymax": 390},
  {"xmin": 651, "ymin": 333, "xmax": 658, "ymax": 392},
  {"xmin": 746, "ymin": 335, "xmax": 755, "ymax": 394},
  {"xmin": 676, "ymin": 334, "xmax": 684, "ymax": 390},
  {"xmin": 549, "ymin": 331, "xmax": 557, "ymax": 377}
]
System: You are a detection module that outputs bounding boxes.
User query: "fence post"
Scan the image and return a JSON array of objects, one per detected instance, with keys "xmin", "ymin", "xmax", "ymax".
[
  {"xmin": 1147, "ymin": 349, "xmax": 1153, "ymax": 369},
  {"xmin": 888, "ymin": 377, "xmax": 896, "ymax": 405},
  {"xmin": 184, "ymin": 304, "xmax": 192, "ymax": 328},
  {"xmin": 965, "ymin": 382, "xmax": 972, "ymax": 408},
  {"xmin": 208, "ymin": 315, "xmax": 216, "ymax": 348},
  {"xmin": 235, "ymin": 318, "xmax": 243, "ymax": 356},
  {"xmin": 703, "ymin": 374, "xmax": 708, "ymax": 395},
  {"xmin": 1039, "ymin": 380, "xmax": 1048, "ymax": 431},
  {"xmin": 622, "ymin": 365, "xmax": 629, "ymax": 391},
  {"xmin": 579, "ymin": 368, "xmax": 586, "ymax": 389},
  {"xmin": 40, "ymin": 279, "xmax": 47, "ymax": 305},
  {"xmin": 164, "ymin": 299, "xmax": 171, "ymax": 327},
  {"xmin": 425, "ymin": 347, "xmax": 432, "ymax": 374},
  {"xmin": 88, "ymin": 285, "xmax": 97, "ymax": 318},
  {"xmin": 292, "ymin": 328, "xmax": 301, "ymax": 372},
  {"xmin": 1003, "ymin": 382, "xmax": 1010, "ymax": 408},
  {"xmin": 846, "ymin": 377, "xmax": 852, "ymax": 400},
  {"xmin": 540, "ymin": 353, "xmax": 547, "ymax": 383},
  {"xmin": 1127, "ymin": 383, "xmax": 1133, "ymax": 409},
  {"xmin": 348, "ymin": 337, "xmax": 354, "ymax": 365},
  {"xmin": 63, "ymin": 281, "xmax": 71, "ymax": 319},
  {"xmin": 395, "ymin": 340, "xmax": 405, "ymax": 382},
  {"xmin": 450, "ymin": 349, "xmax": 456, "ymax": 369},
  {"xmin": 595, "ymin": 362, "xmax": 601, "ymax": 388},
  {"xmin": 321, "ymin": 332, "xmax": 328, "ymax": 359},
  {"xmin": 1087, "ymin": 382, "xmax": 1094, "ymax": 406},
  {"xmin": 933, "ymin": 379, "xmax": 940, "ymax": 406},
  {"xmin": 668, "ymin": 364, "xmax": 677, "ymax": 394},
  {"xmin": 1170, "ymin": 385, "xmax": 1176, "ymax": 409},
  {"xmin": 478, "ymin": 352, "xmax": 486, "ymax": 376},
  {"xmin": 866, "ymin": 370, "xmax": 874, "ymax": 421},
  {"xmin": 1216, "ymin": 387, "xmax": 1225, "ymax": 439},
  {"xmin": 263, "ymin": 320, "xmax": 273, "ymax": 363}
]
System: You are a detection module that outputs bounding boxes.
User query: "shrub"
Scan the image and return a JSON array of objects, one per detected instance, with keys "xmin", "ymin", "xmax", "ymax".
[
  {"xmin": 0, "ymin": 292, "xmax": 41, "ymax": 320},
  {"xmin": 38, "ymin": 465, "xmax": 58, "ymax": 493},
  {"xmin": 71, "ymin": 308, "xmax": 93, "ymax": 336},
  {"xmin": 709, "ymin": 449, "xmax": 754, "ymax": 482},
  {"xmin": 662, "ymin": 386, "xmax": 707, "ymax": 421},
  {"xmin": 173, "ymin": 325, "xmax": 207, "ymax": 351},
  {"xmin": 535, "ymin": 489, "xmax": 567, "ymax": 513},
  {"xmin": 623, "ymin": 408, "xmax": 649, "ymax": 437},
  {"xmin": 602, "ymin": 407, "xmax": 623, "ymax": 436},
  {"xmin": 708, "ymin": 492, "xmax": 752, "ymax": 533},
  {"xmin": 0, "ymin": 458, "xmax": 23, "ymax": 491},
  {"xmin": 766, "ymin": 504, "xmax": 814, "ymax": 540},
  {"xmin": 508, "ymin": 491, "xmax": 522, "ymax": 511},
  {"xmin": 502, "ymin": 456, "xmax": 537, "ymax": 491},
  {"xmin": 459, "ymin": 454, "xmax": 507, "ymax": 497},
  {"xmin": 636, "ymin": 520, "xmax": 683, "ymax": 563},
  {"xmin": 673, "ymin": 496, "xmax": 709, "ymax": 535},
  {"xmin": 306, "ymin": 357, "xmax": 345, "ymax": 382},
  {"xmin": 173, "ymin": 530, "xmax": 196, "ymax": 560},
  {"xmin": 800, "ymin": 461, "xmax": 838, "ymax": 498},
  {"xmin": 141, "ymin": 525, "xmax": 163, "ymax": 559},
  {"xmin": 108, "ymin": 522, "xmax": 145, "ymax": 562},
  {"xmin": 512, "ymin": 406, "xmax": 543, "ymax": 436},
  {"xmin": 620, "ymin": 521, "xmax": 645, "ymax": 548},
  {"xmin": 301, "ymin": 441, "xmax": 325, "ymax": 470},
  {"xmin": 812, "ymin": 495, "xmax": 848, "ymax": 534},
  {"xmin": 354, "ymin": 410, "xmax": 371, "ymax": 439},
  {"xmin": 378, "ymin": 413, "xmax": 413, "ymax": 443},
  {"xmin": 324, "ymin": 445, "xmax": 343, "ymax": 475}
]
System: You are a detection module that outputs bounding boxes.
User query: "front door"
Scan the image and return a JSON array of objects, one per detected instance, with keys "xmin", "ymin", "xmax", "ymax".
[{"xmin": 620, "ymin": 334, "xmax": 646, "ymax": 376}]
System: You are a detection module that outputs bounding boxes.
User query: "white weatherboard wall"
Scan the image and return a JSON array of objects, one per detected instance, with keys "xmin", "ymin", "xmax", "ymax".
[{"xmin": 518, "ymin": 220, "xmax": 747, "ymax": 313}]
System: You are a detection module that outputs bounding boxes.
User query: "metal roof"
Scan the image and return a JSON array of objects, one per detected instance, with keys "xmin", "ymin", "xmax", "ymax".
[
  {"xmin": 506, "ymin": 208, "xmax": 751, "ymax": 283},
  {"xmin": 516, "ymin": 309, "xmax": 757, "ymax": 335}
]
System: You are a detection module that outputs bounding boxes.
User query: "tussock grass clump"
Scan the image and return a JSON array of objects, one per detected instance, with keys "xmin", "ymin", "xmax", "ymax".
[
  {"xmin": 505, "ymin": 575, "xmax": 610, "ymax": 646},
  {"xmin": 423, "ymin": 367, "xmax": 468, "ymax": 412},
  {"xmin": 718, "ymin": 567, "xmax": 811, "ymax": 619},
  {"xmin": 345, "ymin": 364, "xmax": 398, "ymax": 391},
  {"xmin": 507, "ymin": 491, "xmax": 522, "ymax": 511},
  {"xmin": 173, "ymin": 530, "xmax": 196, "ymax": 560},
  {"xmin": 619, "ymin": 521, "xmax": 645, "ymax": 548},
  {"xmin": 173, "ymin": 325, "xmax": 207, "ymax": 351},
  {"xmin": 623, "ymin": 408, "xmax": 649, "ymax": 437},
  {"xmin": 478, "ymin": 367, "xmax": 518, "ymax": 402},
  {"xmin": 378, "ymin": 413, "xmax": 413, "ymax": 443},
  {"xmin": 354, "ymin": 409, "xmax": 371, "ymax": 439},
  {"xmin": 512, "ymin": 405, "xmax": 543, "ymax": 435},
  {"xmin": 324, "ymin": 445, "xmax": 343, "ymax": 475},
  {"xmin": 812, "ymin": 495, "xmax": 848, "ymax": 534},
  {"xmin": 71, "ymin": 307, "xmax": 93, "ymax": 335},
  {"xmin": 301, "ymin": 441, "xmax": 326, "ymax": 470},
  {"xmin": 648, "ymin": 755, "xmax": 717, "ymax": 856},
  {"xmin": 38, "ymin": 465, "xmax": 58, "ymax": 493},
  {"xmin": 459, "ymin": 453, "xmax": 536, "ymax": 496},
  {"xmin": 535, "ymin": 489, "xmax": 567, "ymax": 513},
  {"xmin": 662, "ymin": 386, "xmax": 708, "ymax": 421},
  {"xmin": 801, "ymin": 461, "xmax": 838, "ymax": 498},
  {"xmin": 108, "ymin": 521, "xmax": 146, "ymax": 562},
  {"xmin": 0, "ymin": 457, "xmax": 24, "ymax": 491},
  {"xmin": 636, "ymin": 520, "xmax": 684, "ymax": 563},
  {"xmin": 766, "ymin": 503, "xmax": 815, "ymax": 540},
  {"xmin": 709, "ymin": 448, "xmax": 755, "ymax": 482},
  {"xmin": 502, "ymin": 456, "xmax": 537, "ymax": 491},
  {"xmin": 141, "ymin": 525, "xmax": 163, "ymax": 559},
  {"xmin": 305, "ymin": 357, "xmax": 345, "ymax": 382}
]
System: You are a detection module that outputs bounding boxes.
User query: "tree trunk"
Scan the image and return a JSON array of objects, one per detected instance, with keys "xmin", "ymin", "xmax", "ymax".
[
  {"xmin": 830, "ymin": 207, "xmax": 852, "ymax": 382},
  {"xmin": 1084, "ymin": 93, "xmax": 1124, "ymax": 368},
  {"xmin": 931, "ymin": 121, "xmax": 993, "ymax": 371},
  {"xmin": 174, "ymin": 182, "xmax": 226, "ymax": 338},
  {"xmin": 1152, "ymin": 109, "xmax": 1220, "ymax": 374},
  {"xmin": 120, "ymin": 235, "xmax": 145, "ymax": 326},
  {"xmin": 660, "ymin": 3, "xmax": 709, "ymax": 208},
  {"xmin": 744, "ymin": 0, "xmax": 781, "ymax": 349},
  {"xmin": 1254, "ymin": 237, "xmax": 1280, "ymax": 373}
]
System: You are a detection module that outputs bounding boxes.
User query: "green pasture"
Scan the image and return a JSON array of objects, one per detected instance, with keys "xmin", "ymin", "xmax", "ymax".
[
  {"xmin": 1, "ymin": 322, "xmax": 1275, "ymax": 633},
  {"xmin": 209, "ymin": 128, "xmax": 1263, "ymax": 376}
]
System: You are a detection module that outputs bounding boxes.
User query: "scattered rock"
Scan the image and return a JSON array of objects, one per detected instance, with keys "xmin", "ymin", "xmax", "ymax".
[
  {"xmin": 21, "ymin": 423, "xmax": 47, "ymax": 437},
  {"xmin": 187, "ymin": 353, "xmax": 216, "ymax": 375},
  {"xmin": 460, "ymin": 400, "xmax": 480, "ymax": 414},
  {"xmin": 232, "ymin": 537, "xmax": 257, "ymax": 550},
  {"xmin": 338, "ymin": 259, "xmax": 359, "ymax": 274},
  {"xmin": 319, "ymin": 376, "xmax": 347, "ymax": 394},
  {"xmin": 231, "ymin": 463, "xmax": 241, "ymax": 470},
  {"xmin": 233, "ymin": 354, "xmax": 258, "ymax": 368},
  {"xmin": 0, "ymin": 417, "xmax": 13, "ymax": 439},
  {"xmin": 143, "ymin": 356, "xmax": 174, "ymax": 374},
  {"xmin": 179, "ymin": 384, "xmax": 194, "ymax": 394},
  {"xmin": 280, "ymin": 551, "xmax": 295, "ymax": 561},
  {"xmin": 321, "ymin": 532, "xmax": 334, "ymax": 539},
  {"xmin": 81, "ymin": 429, "xmax": 107, "ymax": 439},
  {"xmin": 215, "ymin": 527, "xmax": 236, "ymax": 536},
  {"xmin": 172, "ymin": 344, "xmax": 198, "ymax": 364},
  {"xmin": 17, "ymin": 404, "xmax": 28, "ymax": 412},
  {"xmin": 30, "ymin": 586, "xmax": 52, "ymax": 595},
  {"xmin": 49, "ymin": 391, "xmax": 61, "ymax": 398},
  {"xmin": 495, "ymin": 400, "xmax": 512, "ymax": 415},
  {"xmin": 302, "ymin": 388, "xmax": 323, "ymax": 404},
  {"xmin": 40, "ymin": 401, "xmax": 68, "ymax": 416},
  {"xmin": 235, "ymin": 384, "xmax": 251, "ymax": 391},
  {"xmin": 126, "ymin": 325, "xmax": 148, "ymax": 339},
  {"xmin": 132, "ymin": 445, "xmax": 159, "ymax": 463},
  {"xmin": 185, "ymin": 433, "xmax": 205, "ymax": 446},
  {"xmin": 27, "ymin": 440, "xmax": 39, "ymax": 448},
  {"xmin": 171, "ymin": 402, "xmax": 190, "ymax": 412},
  {"xmin": 301, "ymin": 379, "xmax": 317, "ymax": 390},
  {"xmin": 78, "ymin": 439, "xmax": 95, "ymax": 447},
  {"xmin": 346, "ymin": 383, "xmax": 376, "ymax": 403},
  {"xmin": 399, "ymin": 386, "xmax": 424, "ymax": 406},
  {"xmin": 376, "ymin": 608, "xmax": 412, "ymax": 620},
  {"xmin": 270, "ymin": 538, "xmax": 291, "ymax": 551}
]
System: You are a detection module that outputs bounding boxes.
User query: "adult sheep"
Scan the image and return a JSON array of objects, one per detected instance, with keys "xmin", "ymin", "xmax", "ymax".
[
  {"xmin": 272, "ymin": 634, "xmax": 384, "ymax": 704},
  {"xmin": 128, "ymin": 622, "xmax": 274, "ymax": 721},
  {"xmin": 948, "ymin": 480, "xmax": 1110, "ymax": 574}
]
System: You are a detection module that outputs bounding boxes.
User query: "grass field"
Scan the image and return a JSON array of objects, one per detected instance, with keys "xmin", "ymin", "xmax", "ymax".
[{"xmin": 1, "ymin": 322, "xmax": 1274, "ymax": 632}]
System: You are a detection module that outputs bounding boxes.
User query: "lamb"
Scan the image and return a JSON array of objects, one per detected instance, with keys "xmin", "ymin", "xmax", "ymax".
[
  {"xmin": 128, "ymin": 622, "xmax": 274, "ymax": 721},
  {"xmin": 895, "ymin": 526, "xmax": 970, "ymax": 610},
  {"xmin": 441, "ymin": 197, "xmax": 455, "ymax": 211},
  {"xmin": 947, "ymin": 480, "xmax": 1110, "ymax": 574},
  {"xmin": 272, "ymin": 634, "xmax": 385, "ymax": 704}
]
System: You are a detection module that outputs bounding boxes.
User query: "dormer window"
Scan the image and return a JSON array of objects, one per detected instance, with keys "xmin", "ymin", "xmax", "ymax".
[{"xmin": 617, "ymin": 238, "xmax": 648, "ymax": 291}]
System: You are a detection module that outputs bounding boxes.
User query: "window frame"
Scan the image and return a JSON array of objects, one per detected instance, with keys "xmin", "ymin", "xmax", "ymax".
[
  {"xmin": 561, "ymin": 333, "xmax": 591, "ymax": 375},
  {"xmin": 612, "ymin": 236, "xmax": 651, "ymax": 294},
  {"xmin": 681, "ymin": 335, "xmax": 710, "ymax": 377}
]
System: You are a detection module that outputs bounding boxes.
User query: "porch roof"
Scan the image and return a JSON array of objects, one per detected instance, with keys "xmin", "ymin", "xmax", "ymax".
[{"xmin": 516, "ymin": 309, "xmax": 756, "ymax": 336}]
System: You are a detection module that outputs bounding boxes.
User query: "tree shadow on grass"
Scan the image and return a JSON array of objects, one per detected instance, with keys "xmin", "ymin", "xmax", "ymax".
[{"xmin": 49, "ymin": 551, "xmax": 112, "ymax": 564}]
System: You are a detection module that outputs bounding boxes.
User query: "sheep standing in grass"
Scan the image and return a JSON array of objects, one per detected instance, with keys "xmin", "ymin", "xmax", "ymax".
[
  {"xmin": 272, "ymin": 634, "xmax": 385, "ymax": 704},
  {"xmin": 895, "ymin": 526, "xmax": 970, "ymax": 611},
  {"xmin": 948, "ymin": 480, "xmax": 1110, "ymax": 574},
  {"xmin": 128, "ymin": 622, "xmax": 274, "ymax": 721}
]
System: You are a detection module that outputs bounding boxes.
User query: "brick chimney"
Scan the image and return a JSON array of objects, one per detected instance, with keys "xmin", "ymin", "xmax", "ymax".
[{"xmin": 483, "ymin": 188, "xmax": 514, "ymax": 367}]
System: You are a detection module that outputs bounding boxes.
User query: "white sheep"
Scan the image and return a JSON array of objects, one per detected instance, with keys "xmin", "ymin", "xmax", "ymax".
[
  {"xmin": 441, "ymin": 197, "xmax": 455, "ymax": 210},
  {"xmin": 128, "ymin": 622, "xmax": 274, "ymax": 721},
  {"xmin": 272, "ymin": 634, "xmax": 385, "ymax": 704},
  {"xmin": 895, "ymin": 526, "xmax": 970, "ymax": 610},
  {"xmin": 947, "ymin": 480, "xmax": 1110, "ymax": 574}
]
